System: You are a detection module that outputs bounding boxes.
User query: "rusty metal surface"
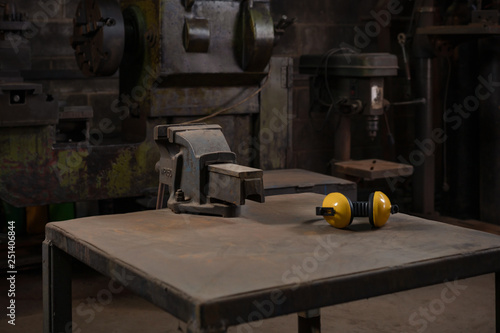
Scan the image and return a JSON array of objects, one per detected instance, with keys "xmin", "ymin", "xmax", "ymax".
[
  {"xmin": 263, "ymin": 169, "xmax": 357, "ymax": 200},
  {"xmin": 183, "ymin": 17, "xmax": 211, "ymax": 53},
  {"xmin": 208, "ymin": 164, "xmax": 264, "ymax": 205},
  {"xmin": 299, "ymin": 53, "xmax": 398, "ymax": 77},
  {"xmin": 160, "ymin": 0, "xmax": 271, "ymax": 83},
  {"xmin": 45, "ymin": 193, "xmax": 500, "ymax": 330},
  {"xmin": 209, "ymin": 163, "xmax": 263, "ymax": 178},
  {"xmin": 0, "ymin": 82, "xmax": 58, "ymax": 127},
  {"xmin": 1, "ymin": 0, "xmax": 288, "ymax": 208},
  {"xmin": 238, "ymin": 0, "xmax": 274, "ymax": 72},
  {"xmin": 43, "ymin": 240, "xmax": 72, "ymax": 333},
  {"xmin": 0, "ymin": 125, "xmax": 159, "ymax": 207},
  {"xmin": 258, "ymin": 57, "xmax": 293, "ymax": 170},
  {"xmin": 334, "ymin": 159, "xmax": 414, "ymax": 181},
  {"xmin": 71, "ymin": 0, "xmax": 125, "ymax": 77},
  {"xmin": 0, "ymin": 115, "xmax": 259, "ymax": 207},
  {"xmin": 150, "ymin": 87, "xmax": 260, "ymax": 117},
  {"xmin": 155, "ymin": 124, "xmax": 264, "ymax": 217}
]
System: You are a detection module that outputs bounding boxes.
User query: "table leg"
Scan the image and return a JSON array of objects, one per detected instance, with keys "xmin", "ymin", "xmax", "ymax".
[
  {"xmin": 496, "ymin": 272, "xmax": 500, "ymax": 333},
  {"xmin": 186, "ymin": 321, "xmax": 227, "ymax": 333},
  {"xmin": 43, "ymin": 240, "xmax": 72, "ymax": 333},
  {"xmin": 298, "ymin": 308, "xmax": 321, "ymax": 333}
]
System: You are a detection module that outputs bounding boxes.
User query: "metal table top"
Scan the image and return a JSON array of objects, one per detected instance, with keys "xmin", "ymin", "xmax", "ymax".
[
  {"xmin": 45, "ymin": 193, "xmax": 500, "ymax": 330},
  {"xmin": 263, "ymin": 169, "xmax": 356, "ymax": 198}
]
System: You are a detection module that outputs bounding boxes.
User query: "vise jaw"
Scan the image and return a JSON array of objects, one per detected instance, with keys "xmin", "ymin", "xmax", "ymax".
[{"xmin": 154, "ymin": 124, "xmax": 265, "ymax": 217}]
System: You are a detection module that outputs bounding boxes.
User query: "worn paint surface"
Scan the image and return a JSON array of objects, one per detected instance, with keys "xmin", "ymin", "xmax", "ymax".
[
  {"xmin": 108, "ymin": 150, "xmax": 134, "ymax": 197},
  {"xmin": 0, "ymin": 0, "xmax": 282, "ymax": 207},
  {"xmin": 0, "ymin": 125, "xmax": 159, "ymax": 207},
  {"xmin": 45, "ymin": 193, "xmax": 500, "ymax": 330}
]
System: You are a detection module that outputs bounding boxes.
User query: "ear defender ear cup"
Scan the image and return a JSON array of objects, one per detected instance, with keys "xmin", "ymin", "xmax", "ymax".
[
  {"xmin": 316, "ymin": 191, "xmax": 399, "ymax": 229},
  {"xmin": 317, "ymin": 192, "xmax": 354, "ymax": 228},
  {"xmin": 370, "ymin": 191, "xmax": 395, "ymax": 228}
]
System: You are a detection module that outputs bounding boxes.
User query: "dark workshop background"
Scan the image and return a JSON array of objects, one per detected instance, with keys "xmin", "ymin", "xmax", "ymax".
[
  {"xmin": 2, "ymin": 0, "xmax": 498, "ymax": 225},
  {"xmin": 18, "ymin": 0, "xmax": 408, "ymax": 167}
]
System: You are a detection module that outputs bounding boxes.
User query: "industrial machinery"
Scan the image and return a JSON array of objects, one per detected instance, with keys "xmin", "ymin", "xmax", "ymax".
[
  {"xmin": 299, "ymin": 52, "xmax": 414, "ymax": 180},
  {"xmin": 316, "ymin": 191, "xmax": 399, "ymax": 229},
  {"xmin": 4, "ymin": 0, "xmax": 499, "ymax": 227},
  {"xmin": 0, "ymin": 4, "xmax": 58, "ymax": 127},
  {"xmin": 0, "ymin": 2, "xmax": 96, "ymax": 209},
  {"xmin": 0, "ymin": 0, "xmax": 293, "ymax": 209},
  {"xmin": 300, "ymin": 52, "xmax": 399, "ymax": 143},
  {"xmin": 155, "ymin": 123, "xmax": 264, "ymax": 217},
  {"xmin": 0, "ymin": 3, "xmax": 58, "ymax": 128}
]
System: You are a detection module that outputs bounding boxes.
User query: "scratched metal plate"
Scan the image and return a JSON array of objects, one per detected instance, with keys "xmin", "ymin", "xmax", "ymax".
[{"xmin": 45, "ymin": 193, "xmax": 500, "ymax": 329}]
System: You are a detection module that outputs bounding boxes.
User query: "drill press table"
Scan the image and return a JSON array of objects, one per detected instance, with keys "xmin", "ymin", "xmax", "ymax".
[{"xmin": 43, "ymin": 193, "xmax": 500, "ymax": 333}]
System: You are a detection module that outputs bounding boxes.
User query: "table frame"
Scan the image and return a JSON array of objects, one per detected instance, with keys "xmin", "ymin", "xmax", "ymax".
[
  {"xmin": 43, "ymin": 238, "xmax": 500, "ymax": 333},
  {"xmin": 41, "ymin": 192, "xmax": 500, "ymax": 333}
]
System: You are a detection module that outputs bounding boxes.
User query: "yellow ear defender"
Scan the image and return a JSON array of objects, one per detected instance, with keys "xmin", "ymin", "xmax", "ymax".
[{"xmin": 316, "ymin": 191, "xmax": 399, "ymax": 228}]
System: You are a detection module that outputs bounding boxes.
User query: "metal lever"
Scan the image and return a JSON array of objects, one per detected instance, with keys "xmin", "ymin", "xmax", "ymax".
[{"xmin": 398, "ymin": 33, "xmax": 411, "ymax": 82}]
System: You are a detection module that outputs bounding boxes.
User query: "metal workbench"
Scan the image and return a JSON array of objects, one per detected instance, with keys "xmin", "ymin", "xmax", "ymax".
[{"xmin": 43, "ymin": 193, "xmax": 500, "ymax": 332}]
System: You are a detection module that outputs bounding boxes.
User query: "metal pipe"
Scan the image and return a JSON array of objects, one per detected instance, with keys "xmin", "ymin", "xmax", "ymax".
[
  {"xmin": 411, "ymin": 0, "xmax": 436, "ymax": 214},
  {"xmin": 333, "ymin": 115, "xmax": 351, "ymax": 162},
  {"xmin": 298, "ymin": 309, "xmax": 321, "ymax": 333},
  {"xmin": 391, "ymin": 98, "xmax": 426, "ymax": 107},
  {"xmin": 445, "ymin": 43, "xmax": 480, "ymax": 219},
  {"xmin": 413, "ymin": 58, "xmax": 435, "ymax": 214},
  {"xmin": 478, "ymin": 36, "xmax": 500, "ymax": 224}
]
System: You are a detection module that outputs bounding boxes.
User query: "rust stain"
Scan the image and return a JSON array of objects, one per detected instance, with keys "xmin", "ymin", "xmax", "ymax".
[{"xmin": 107, "ymin": 150, "xmax": 134, "ymax": 197}]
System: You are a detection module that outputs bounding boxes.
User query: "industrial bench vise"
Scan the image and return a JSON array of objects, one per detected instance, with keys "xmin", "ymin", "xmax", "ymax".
[{"xmin": 154, "ymin": 124, "xmax": 265, "ymax": 217}]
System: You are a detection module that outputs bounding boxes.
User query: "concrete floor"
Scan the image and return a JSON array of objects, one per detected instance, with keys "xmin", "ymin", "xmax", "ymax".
[{"xmin": 0, "ymin": 262, "xmax": 495, "ymax": 333}]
